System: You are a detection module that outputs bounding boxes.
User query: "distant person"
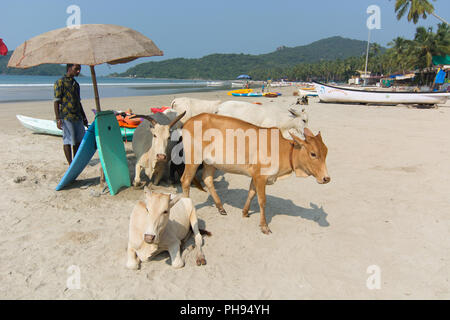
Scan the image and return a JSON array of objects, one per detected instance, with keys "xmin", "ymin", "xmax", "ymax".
[
  {"xmin": 262, "ymin": 82, "xmax": 265, "ymax": 93},
  {"xmin": 53, "ymin": 64, "xmax": 89, "ymax": 165}
]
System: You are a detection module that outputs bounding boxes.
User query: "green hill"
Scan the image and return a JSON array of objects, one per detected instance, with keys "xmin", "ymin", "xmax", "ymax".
[
  {"xmin": 114, "ymin": 36, "xmax": 373, "ymax": 80},
  {"xmin": 0, "ymin": 52, "xmax": 66, "ymax": 75}
]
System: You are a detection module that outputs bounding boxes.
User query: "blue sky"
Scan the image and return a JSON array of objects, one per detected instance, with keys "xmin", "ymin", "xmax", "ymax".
[{"xmin": 1, "ymin": 0, "xmax": 449, "ymax": 75}]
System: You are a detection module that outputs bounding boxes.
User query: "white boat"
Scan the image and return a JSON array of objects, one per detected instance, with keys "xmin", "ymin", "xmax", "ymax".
[
  {"xmin": 298, "ymin": 88, "xmax": 318, "ymax": 97},
  {"xmin": 16, "ymin": 114, "xmax": 134, "ymax": 140},
  {"xmin": 231, "ymin": 82, "xmax": 245, "ymax": 88},
  {"xmin": 17, "ymin": 114, "xmax": 63, "ymax": 136},
  {"xmin": 313, "ymin": 81, "xmax": 450, "ymax": 105},
  {"xmin": 206, "ymin": 81, "xmax": 224, "ymax": 87}
]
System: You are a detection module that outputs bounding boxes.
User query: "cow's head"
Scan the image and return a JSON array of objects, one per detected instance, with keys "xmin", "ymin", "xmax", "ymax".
[
  {"xmin": 290, "ymin": 128, "xmax": 330, "ymax": 184},
  {"xmin": 141, "ymin": 111, "xmax": 186, "ymax": 162},
  {"xmin": 288, "ymin": 107, "xmax": 308, "ymax": 126},
  {"xmin": 142, "ymin": 187, "xmax": 182, "ymax": 245}
]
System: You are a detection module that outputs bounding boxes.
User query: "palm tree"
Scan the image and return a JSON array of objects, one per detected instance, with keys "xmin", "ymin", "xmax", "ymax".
[
  {"xmin": 413, "ymin": 25, "xmax": 449, "ymax": 69},
  {"xmin": 393, "ymin": 0, "xmax": 449, "ymax": 25},
  {"xmin": 388, "ymin": 37, "xmax": 415, "ymax": 72}
]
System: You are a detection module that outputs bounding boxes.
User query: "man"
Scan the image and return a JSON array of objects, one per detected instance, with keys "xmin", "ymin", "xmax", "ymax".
[{"xmin": 54, "ymin": 64, "xmax": 89, "ymax": 165}]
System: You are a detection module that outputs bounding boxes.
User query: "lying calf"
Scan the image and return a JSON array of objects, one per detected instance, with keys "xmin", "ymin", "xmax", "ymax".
[{"xmin": 126, "ymin": 187, "xmax": 210, "ymax": 270}]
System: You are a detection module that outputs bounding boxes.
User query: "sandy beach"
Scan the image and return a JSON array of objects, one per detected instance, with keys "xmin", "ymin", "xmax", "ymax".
[{"xmin": 0, "ymin": 86, "xmax": 449, "ymax": 299}]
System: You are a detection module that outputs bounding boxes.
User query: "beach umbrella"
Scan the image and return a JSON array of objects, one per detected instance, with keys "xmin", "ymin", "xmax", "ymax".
[
  {"xmin": 236, "ymin": 74, "xmax": 252, "ymax": 80},
  {"xmin": 7, "ymin": 24, "xmax": 163, "ymax": 112},
  {"xmin": 0, "ymin": 39, "xmax": 8, "ymax": 56}
]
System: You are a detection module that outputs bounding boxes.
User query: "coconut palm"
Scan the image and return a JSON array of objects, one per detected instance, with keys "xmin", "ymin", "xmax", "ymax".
[
  {"xmin": 413, "ymin": 25, "xmax": 449, "ymax": 68},
  {"xmin": 393, "ymin": 0, "xmax": 449, "ymax": 25}
]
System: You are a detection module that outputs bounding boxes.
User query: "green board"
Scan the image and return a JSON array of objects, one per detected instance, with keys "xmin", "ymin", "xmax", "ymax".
[{"xmin": 95, "ymin": 111, "xmax": 131, "ymax": 195}]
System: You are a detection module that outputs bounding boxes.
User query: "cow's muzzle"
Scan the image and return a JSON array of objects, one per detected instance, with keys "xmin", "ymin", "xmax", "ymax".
[
  {"xmin": 156, "ymin": 154, "xmax": 167, "ymax": 161},
  {"xmin": 318, "ymin": 176, "xmax": 331, "ymax": 184}
]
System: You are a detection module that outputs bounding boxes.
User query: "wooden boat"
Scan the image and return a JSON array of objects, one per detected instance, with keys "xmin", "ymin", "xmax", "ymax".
[{"xmin": 313, "ymin": 81, "xmax": 450, "ymax": 105}]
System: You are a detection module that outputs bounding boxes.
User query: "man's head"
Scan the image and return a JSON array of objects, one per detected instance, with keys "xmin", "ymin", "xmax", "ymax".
[{"xmin": 66, "ymin": 64, "xmax": 81, "ymax": 77}]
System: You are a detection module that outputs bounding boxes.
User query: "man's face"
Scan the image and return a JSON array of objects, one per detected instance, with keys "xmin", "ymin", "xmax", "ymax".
[{"xmin": 68, "ymin": 65, "xmax": 81, "ymax": 77}]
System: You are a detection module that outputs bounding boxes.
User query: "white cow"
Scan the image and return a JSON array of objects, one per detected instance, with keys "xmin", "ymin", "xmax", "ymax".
[
  {"xmin": 132, "ymin": 112, "xmax": 185, "ymax": 188},
  {"xmin": 217, "ymin": 99, "xmax": 308, "ymax": 139},
  {"xmin": 171, "ymin": 97, "xmax": 222, "ymax": 124},
  {"xmin": 126, "ymin": 187, "xmax": 210, "ymax": 270}
]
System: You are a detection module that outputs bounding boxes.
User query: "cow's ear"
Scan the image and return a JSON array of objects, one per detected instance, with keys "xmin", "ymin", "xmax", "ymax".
[
  {"xmin": 169, "ymin": 194, "xmax": 183, "ymax": 209},
  {"xmin": 290, "ymin": 132, "xmax": 306, "ymax": 147},
  {"xmin": 304, "ymin": 127, "xmax": 314, "ymax": 138}
]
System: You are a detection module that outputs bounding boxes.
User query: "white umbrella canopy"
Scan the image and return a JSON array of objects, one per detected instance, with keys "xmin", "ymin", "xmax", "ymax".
[{"xmin": 8, "ymin": 24, "xmax": 164, "ymax": 111}]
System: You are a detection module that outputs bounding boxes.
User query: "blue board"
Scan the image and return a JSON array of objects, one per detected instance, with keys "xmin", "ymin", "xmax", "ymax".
[
  {"xmin": 55, "ymin": 121, "xmax": 97, "ymax": 191},
  {"xmin": 95, "ymin": 111, "xmax": 131, "ymax": 195}
]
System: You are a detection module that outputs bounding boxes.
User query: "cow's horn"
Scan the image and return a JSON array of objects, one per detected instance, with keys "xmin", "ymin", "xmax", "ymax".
[
  {"xmin": 134, "ymin": 114, "xmax": 157, "ymax": 126},
  {"xmin": 288, "ymin": 108, "xmax": 300, "ymax": 117},
  {"xmin": 169, "ymin": 111, "xmax": 186, "ymax": 128}
]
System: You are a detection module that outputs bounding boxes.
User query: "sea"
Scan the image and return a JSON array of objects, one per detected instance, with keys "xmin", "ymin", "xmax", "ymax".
[{"xmin": 0, "ymin": 75, "xmax": 230, "ymax": 103}]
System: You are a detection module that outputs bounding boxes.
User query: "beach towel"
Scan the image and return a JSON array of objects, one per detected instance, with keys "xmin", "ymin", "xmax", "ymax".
[{"xmin": 0, "ymin": 39, "xmax": 8, "ymax": 56}]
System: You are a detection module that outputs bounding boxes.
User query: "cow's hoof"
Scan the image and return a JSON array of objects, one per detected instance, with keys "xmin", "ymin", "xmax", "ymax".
[
  {"xmin": 196, "ymin": 256, "xmax": 207, "ymax": 266},
  {"xmin": 218, "ymin": 208, "xmax": 227, "ymax": 215},
  {"xmin": 126, "ymin": 260, "xmax": 140, "ymax": 270},
  {"xmin": 260, "ymin": 225, "xmax": 272, "ymax": 235},
  {"xmin": 172, "ymin": 260, "xmax": 185, "ymax": 269},
  {"xmin": 242, "ymin": 210, "xmax": 249, "ymax": 218}
]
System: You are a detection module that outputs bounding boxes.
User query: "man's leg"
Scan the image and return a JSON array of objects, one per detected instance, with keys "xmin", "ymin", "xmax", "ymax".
[
  {"xmin": 64, "ymin": 144, "xmax": 72, "ymax": 165},
  {"xmin": 73, "ymin": 143, "xmax": 81, "ymax": 158}
]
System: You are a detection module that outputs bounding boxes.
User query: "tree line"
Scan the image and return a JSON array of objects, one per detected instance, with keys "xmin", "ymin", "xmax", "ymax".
[{"xmin": 251, "ymin": 23, "xmax": 449, "ymax": 83}]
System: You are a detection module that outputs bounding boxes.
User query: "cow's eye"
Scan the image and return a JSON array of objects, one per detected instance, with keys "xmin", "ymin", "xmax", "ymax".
[
  {"xmin": 153, "ymin": 134, "xmax": 157, "ymax": 138},
  {"xmin": 310, "ymin": 152, "xmax": 316, "ymax": 158},
  {"xmin": 163, "ymin": 210, "xmax": 169, "ymax": 214}
]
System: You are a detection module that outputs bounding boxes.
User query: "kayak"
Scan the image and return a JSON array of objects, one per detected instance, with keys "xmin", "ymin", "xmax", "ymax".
[
  {"xmin": 228, "ymin": 89, "xmax": 253, "ymax": 96},
  {"xmin": 232, "ymin": 92, "xmax": 263, "ymax": 97},
  {"xmin": 16, "ymin": 115, "xmax": 135, "ymax": 141},
  {"xmin": 263, "ymin": 92, "xmax": 282, "ymax": 97}
]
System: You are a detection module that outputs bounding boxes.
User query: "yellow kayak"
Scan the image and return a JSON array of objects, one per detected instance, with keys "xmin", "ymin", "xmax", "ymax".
[{"xmin": 227, "ymin": 89, "xmax": 253, "ymax": 96}]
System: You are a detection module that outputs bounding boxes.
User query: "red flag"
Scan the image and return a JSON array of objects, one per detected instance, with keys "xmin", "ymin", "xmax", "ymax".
[{"xmin": 0, "ymin": 39, "xmax": 8, "ymax": 56}]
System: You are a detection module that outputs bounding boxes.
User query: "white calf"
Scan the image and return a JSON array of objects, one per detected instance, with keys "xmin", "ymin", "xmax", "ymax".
[{"xmin": 126, "ymin": 187, "xmax": 209, "ymax": 270}]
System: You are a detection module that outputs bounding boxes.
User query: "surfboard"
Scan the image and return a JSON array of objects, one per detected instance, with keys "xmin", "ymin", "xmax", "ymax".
[
  {"xmin": 95, "ymin": 111, "xmax": 131, "ymax": 195},
  {"xmin": 55, "ymin": 121, "xmax": 97, "ymax": 191},
  {"xmin": 16, "ymin": 114, "xmax": 135, "ymax": 141}
]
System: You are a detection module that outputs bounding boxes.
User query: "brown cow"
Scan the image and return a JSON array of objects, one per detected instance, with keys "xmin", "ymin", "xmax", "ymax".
[{"xmin": 180, "ymin": 113, "xmax": 330, "ymax": 234}]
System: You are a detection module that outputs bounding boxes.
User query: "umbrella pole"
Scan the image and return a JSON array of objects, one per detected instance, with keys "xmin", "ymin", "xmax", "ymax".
[{"xmin": 90, "ymin": 65, "xmax": 101, "ymax": 112}]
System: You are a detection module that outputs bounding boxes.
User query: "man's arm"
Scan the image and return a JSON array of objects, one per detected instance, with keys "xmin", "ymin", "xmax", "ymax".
[
  {"xmin": 80, "ymin": 103, "xmax": 88, "ymax": 127},
  {"xmin": 54, "ymin": 101, "xmax": 63, "ymax": 130}
]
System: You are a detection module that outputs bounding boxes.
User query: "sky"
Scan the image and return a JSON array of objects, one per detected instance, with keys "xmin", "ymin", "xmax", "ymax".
[{"xmin": 1, "ymin": 0, "xmax": 449, "ymax": 76}]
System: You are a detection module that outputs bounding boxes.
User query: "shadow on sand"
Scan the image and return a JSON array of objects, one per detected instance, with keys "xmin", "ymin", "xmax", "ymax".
[{"xmin": 195, "ymin": 176, "xmax": 330, "ymax": 227}]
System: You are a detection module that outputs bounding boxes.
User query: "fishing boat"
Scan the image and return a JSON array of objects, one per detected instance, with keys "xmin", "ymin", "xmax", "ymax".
[{"xmin": 313, "ymin": 81, "xmax": 450, "ymax": 105}]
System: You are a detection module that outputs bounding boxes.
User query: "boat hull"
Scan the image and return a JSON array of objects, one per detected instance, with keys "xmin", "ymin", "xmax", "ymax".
[{"xmin": 313, "ymin": 81, "xmax": 449, "ymax": 105}]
